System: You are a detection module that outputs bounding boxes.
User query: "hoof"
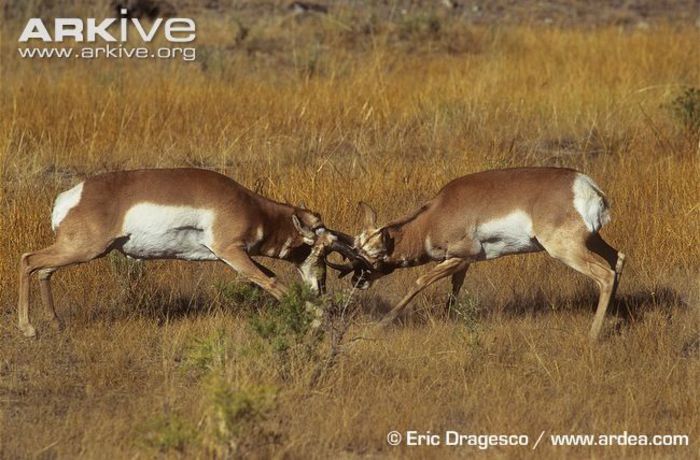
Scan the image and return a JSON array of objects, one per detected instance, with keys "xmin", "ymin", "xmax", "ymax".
[
  {"xmin": 20, "ymin": 324, "xmax": 37, "ymax": 338},
  {"xmin": 588, "ymin": 328, "xmax": 604, "ymax": 342},
  {"xmin": 375, "ymin": 316, "xmax": 396, "ymax": 332},
  {"xmin": 615, "ymin": 252, "xmax": 626, "ymax": 274}
]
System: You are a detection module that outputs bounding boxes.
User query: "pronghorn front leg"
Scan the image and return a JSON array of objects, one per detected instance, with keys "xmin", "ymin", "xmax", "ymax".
[
  {"xmin": 445, "ymin": 262, "xmax": 470, "ymax": 313},
  {"xmin": 217, "ymin": 247, "xmax": 288, "ymax": 301},
  {"xmin": 379, "ymin": 258, "xmax": 467, "ymax": 328}
]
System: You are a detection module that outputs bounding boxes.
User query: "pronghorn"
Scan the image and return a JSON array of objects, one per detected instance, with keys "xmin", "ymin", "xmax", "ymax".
[
  {"xmin": 331, "ymin": 167, "xmax": 625, "ymax": 340},
  {"xmin": 17, "ymin": 168, "xmax": 364, "ymax": 337}
]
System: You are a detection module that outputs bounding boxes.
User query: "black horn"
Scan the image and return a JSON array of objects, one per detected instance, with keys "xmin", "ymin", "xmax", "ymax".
[{"xmin": 324, "ymin": 230, "xmax": 372, "ymax": 278}]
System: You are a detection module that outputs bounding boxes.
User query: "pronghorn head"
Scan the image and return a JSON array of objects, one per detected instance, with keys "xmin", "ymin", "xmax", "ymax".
[
  {"xmin": 291, "ymin": 210, "xmax": 371, "ymax": 294},
  {"xmin": 354, "ymin": 202, "xmax": 393, "ymax": 262},
  {"xmin": 291, "ymin": 210, "xmax": 325, "ymax": 245},
  {"xmin": 324, "ymin": 202, "xmax": 394, "ymax": 290}
]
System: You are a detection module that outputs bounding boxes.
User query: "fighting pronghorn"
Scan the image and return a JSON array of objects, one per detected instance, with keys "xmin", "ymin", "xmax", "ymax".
[
  {"xmin": 332, "ymin": 167, "xmax": 625, "ymax": 340},
  {"xmin": 17, "ymin": 168, "xmax": 364, "ymax": 337}
]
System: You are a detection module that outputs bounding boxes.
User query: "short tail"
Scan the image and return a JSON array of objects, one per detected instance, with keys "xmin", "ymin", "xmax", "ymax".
[{"xmin": 572, "ymin": 174, "xmax": 611, "ymax": 233}]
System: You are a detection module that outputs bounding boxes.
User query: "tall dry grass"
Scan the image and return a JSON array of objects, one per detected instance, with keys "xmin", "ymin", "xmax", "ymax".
[{"xmin": 0, "ymin": 9, "xmax": 699, "ymax": 459}]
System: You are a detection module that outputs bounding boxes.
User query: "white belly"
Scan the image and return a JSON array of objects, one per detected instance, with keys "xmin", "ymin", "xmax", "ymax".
[
  {"xmin": 118, "ymin": 203, "xmax": 219, "ymax": 261},
  {"xmin": 475, "ymin": 210, "xmax": 541, "ymax": 260}
]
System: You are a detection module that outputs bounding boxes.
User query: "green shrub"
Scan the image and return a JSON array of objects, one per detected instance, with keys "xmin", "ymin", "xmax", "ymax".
[
  {"xmin": 450, "ymin": 293, "xmax": 483, "ymax": 348},
  {"xmin": 249, "ymin": 284, "xmax": 322, "ymax": 354},
  {"xmin": 201, "ymin": 378, "xmax": 277, "ymax": 456},
  {"xmin": 138, "ymin": 414, "xmax": 197, "ymax": 452},
  {"xmin": 183, "ymin": 328, "xmax": 230, "ymax": 374},
  {"xmin": 398, "ymin": 13, "xmax": 442, "ymax": 41},
  {"xmin": 669, "ymin": 87, "xmax": 700, "ymax": 134},
  {"xmin": 248, "ymin": 284, "xmax": 324, "ymax": 380},
  {"xmin": 217, "ymin": 280, "xmax": 271, "ymax": 309}
]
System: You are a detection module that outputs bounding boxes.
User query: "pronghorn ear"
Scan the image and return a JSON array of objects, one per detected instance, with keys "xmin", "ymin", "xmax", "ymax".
[
  {"xmin": 292, "ymin": 214, "xmax": 314, "ymax": 240},
  {"xmin": 359, "ymin": 201, "xmax": 377, "ymax": 229}
]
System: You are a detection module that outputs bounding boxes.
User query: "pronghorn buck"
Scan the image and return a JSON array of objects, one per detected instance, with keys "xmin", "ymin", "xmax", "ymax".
[
  {"xmin": 18, "ymin": 168, "xmax": 363, "ymax": 337},
  {"xmin": 332, "ymin": 167, "xmax": 625, "ymax": 340}
]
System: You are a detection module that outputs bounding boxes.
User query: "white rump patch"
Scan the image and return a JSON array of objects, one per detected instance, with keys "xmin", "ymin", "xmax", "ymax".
[
  {"xmin": 51, "ymin": 182, "xmax": 84, "ymax": 231},
  {"xmin": 475, "ymin": 210, "xmax": 540, "ymax": 259},
  {"xmin": 119, "ymin": 203, "xmax": 218, "ymax": 261},
  {"xmin": 572, "ymin": 174, "xmax": 610, "ymax": 233}
]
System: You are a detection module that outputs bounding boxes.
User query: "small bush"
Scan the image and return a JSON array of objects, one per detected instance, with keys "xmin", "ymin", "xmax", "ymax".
[
  {"xmin": 450, "ymin": 293, "xmax": 483, "ymax": 347},
  {"xmin": 183, "ymin": 328, "xmax": 230, "ymax": 374},
  {"xmin": 201, "ymin": 378, "xmax": 277, "ymax": 456},
  {"xmin": 139, "ymin": 414, "xmax": 197, "ymax": 452},
  {"xmin": 249, "ymin": 284, "xmax": 322, "ymax": 354},
  {"xmin": 248, "ymin": 284, "xmax": 324, "ymax": 380},
  {"xmin": 669, "ymin": 87, "xmax": 700, "ymax": 134},
  {"xmin": 398, "ymin": 13, "xmax": 442, "ymax": 41},
  {"xmin": 217, "ymin": 280, "xmax": 272, "ymax": 310},
  {"xmin": 308, "ymin": 290, "xmax": 360, "ymax": 388},
  {"xmin": 183, "ymin": 330, "xmax": 279, "ymax": 456}
]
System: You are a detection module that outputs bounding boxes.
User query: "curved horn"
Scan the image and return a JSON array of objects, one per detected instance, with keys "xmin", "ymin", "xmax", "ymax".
[
  {"xmin": 323, "ymin": 230, "xmax": 372, "ymax": 277},
  {"xmin": 332, "ymin": 230, "xmax": 355, "ymax": 246},
  {"xmin": 329, "ymin": 237, "xmax": 372, "ymax": 269},
  {"xmin": 329, "ymin": 239, "xmax": 360, "ymax": 261},
  {"xmin": 326, "ymin": 260, "xmax": 354, "ymax": 278}
]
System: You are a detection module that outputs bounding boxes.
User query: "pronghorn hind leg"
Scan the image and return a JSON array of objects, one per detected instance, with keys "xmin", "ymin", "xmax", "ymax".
[
  {"xmin": 587, "ymin": 232, "xmax": 626, "ymax": 295},
  {"xmin": 379, "ymin": 258, "xmax": 467, "ymax": 329},
  {"xmin": 539, "ymin": 233, "xmax": 617, "ymax": 341},
  {"xmin": 18, "ymin": 241, "xmax": 115, "ymax": 337},
  {"xmin": 38, "ymin": 268, "xmax": 63, "ymax": 330},
  {"xmin": 19, "ymin": 249, "xmax": 63, "ymax": 337},
  {"xmin": 586, "ymin": 233, "xmax": 625, "ymax": 273},
  {"xmin": 18, "ymin": 252, "xmax": 37, "ymax": 337}
]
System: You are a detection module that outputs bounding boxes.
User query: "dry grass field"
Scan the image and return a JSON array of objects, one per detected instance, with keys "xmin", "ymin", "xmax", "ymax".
[{"xmin": 1, "ymin": 1, "xmax": 699, "ymax": 458}]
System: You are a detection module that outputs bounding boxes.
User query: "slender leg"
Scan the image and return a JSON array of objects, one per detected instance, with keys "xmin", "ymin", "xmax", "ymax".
[
  {"xmin": 587, "ymin": 233, "xmax": 626, "ymax": 302},
  {"xmin": 18, "ymin": 242, "xmax": 111, "ymax": 337},
  {"xmin": 252, "ymin": 259, "xmax": 277, "ymax": 278},
  {"xmin": 586, "ymin": 264, "xmax": 616, "ymax": 341},
  {"xmin": 217, "ymin": 246, "xmax": 287, "ymax": 301},
  {"xmin": 379, "ymin": 258, "xmax": 467, "ymax": 328},
  {"xmin": 445, "ymin": 262, "xmax": 470, "ymax": 312},
  {"xmin": 38, "ymin": 268, "xmax": 64, "ymax": 330},
  {"xmin": 18, "ymin": 253, "xmax": 35, "ymax": 337},
  {"xmin": 614, "ymin": 252, "xmax": 625, "ymax": 292},
  {"xmin": 238, "ymin": 259, "xmax": 277, "ymax": 297},
  {"xmin": 539, "ymin": 233, "xmax": 619, "ymax": 341}
]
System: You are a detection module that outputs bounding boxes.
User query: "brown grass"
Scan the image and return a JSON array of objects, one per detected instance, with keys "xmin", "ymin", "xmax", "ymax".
[{"xmin": 1, "ymin": 6, "xmax": 699, "ymax": 459}]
